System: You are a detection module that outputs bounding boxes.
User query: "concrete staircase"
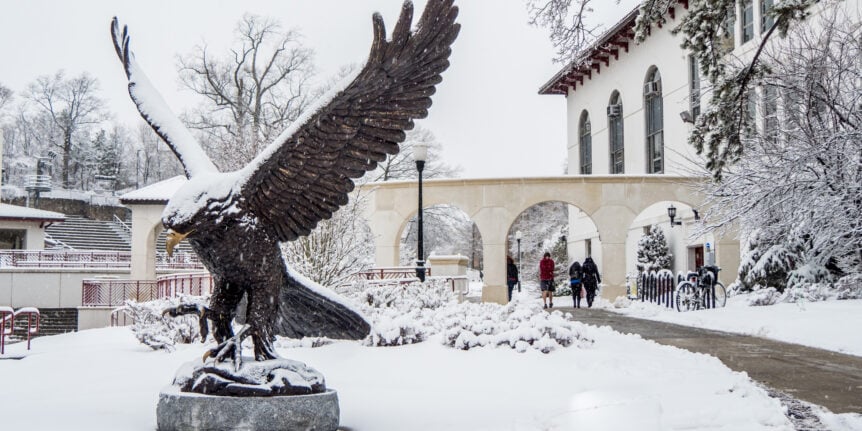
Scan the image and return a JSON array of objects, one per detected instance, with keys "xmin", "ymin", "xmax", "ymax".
[
  {"xmin": 46, "ymin": 216, "xmax": 130, "ymax": 251},
  {"xmin": 10, "ymin": 308, "xmax": 78, "ymax": 339}
]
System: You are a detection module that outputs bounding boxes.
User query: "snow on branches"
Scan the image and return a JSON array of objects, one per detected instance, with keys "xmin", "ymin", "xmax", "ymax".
[
  {"xmin": 636, "ymin": 225, "xmax": 673, "ymax": 273},
  {"xmin": 342, "ymin": 280, "xmax": 594, "ymax": 353},
  {"xmin": 124, "ymin": 295, "xmax": 209, "ymax": 351}
]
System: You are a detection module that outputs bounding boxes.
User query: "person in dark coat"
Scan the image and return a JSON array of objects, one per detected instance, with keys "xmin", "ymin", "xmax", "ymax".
[
  {"xmin": 568, "ymin": 260, "xmax": 583, "ymax": 308},
  {"xmin": 539, "ymin": 252, "xmax": 555, "ymax": 308},
  {"xmin": 582, "ymin": 256, "xmax": 601, "ymax": 308},
  {"xmin": 506, "ymin": 256, "xmax": 519, "ymax": 302}
]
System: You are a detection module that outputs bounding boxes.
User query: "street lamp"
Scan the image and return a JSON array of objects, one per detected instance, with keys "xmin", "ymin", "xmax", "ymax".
[
  {"xmin": 413, "ymin": 142, "xmax": 428, "ymax": 282},
  {"xmin": 667, "ymin": 204, "xmax": 682, "ymax": 227},
  {"xmin": 515, "ymin": 230, "xmax": 522, "ymax": 292}
]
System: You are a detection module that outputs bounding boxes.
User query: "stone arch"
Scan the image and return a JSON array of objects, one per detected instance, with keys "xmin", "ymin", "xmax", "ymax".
[
  {"xmin": 362, "ymin": 176, "xmax": 737, "ymax": 303},
  {"xmin": 395, "ymin": 204, "xmax": 485, "ymax": 270}
]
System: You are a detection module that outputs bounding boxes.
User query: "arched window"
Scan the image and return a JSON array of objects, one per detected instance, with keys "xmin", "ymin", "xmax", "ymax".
[
  {"xmin": 644, "ymin": 67, "xmax": 664, "ymax": 173},
  {"xmin": 607, "ymin": 91, "xmax": 624, "ymax": 174},
  {"xmin": 579, "ymin": 111, "xmax": 592, "ymax": 174}
]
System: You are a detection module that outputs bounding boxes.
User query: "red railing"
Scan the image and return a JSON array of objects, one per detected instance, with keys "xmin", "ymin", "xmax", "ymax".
[
  {"xmin": 0, "ymin": 307, "xmax": 40, "ymax": 354},
  {"xmin": 0, "ymin": 250, "xmax": 203, "ymax": 270},
  {"xmin": 81, "ymin": 272, "xmax": 213, "ymax": 307},
  {"xmin": 156, "ymin": 273, "xmax": 214, "ymax": 298},
  {"xmin": 0, "ymin": 306, "xmax": 12, "ymax": 355}
]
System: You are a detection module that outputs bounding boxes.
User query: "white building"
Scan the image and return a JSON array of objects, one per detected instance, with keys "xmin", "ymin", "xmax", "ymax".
[{"xmin": 539, "ymin": 0, "xmax": 859, "ymax": 278}]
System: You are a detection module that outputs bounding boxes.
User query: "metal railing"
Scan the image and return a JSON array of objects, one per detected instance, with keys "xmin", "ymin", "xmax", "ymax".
[
  {"xmin": 0, "ymin": 307, "xmax": 40, "ymax": 354},
  {"xmin": 352, "ymin": 266, "xmax": 432, "ymax": 281},
  {"xmin": 0, "ymin": 250, "xmax": 203, "ymax": 270},
  {"xmin": 25, "ymin": 175, "xmax": 52, "ymax": 192},
  {"xmin": 81, "ymin": 272, "xmax": 213, "ymax": 307},
  {"xmin": 636, "ymin": 271, "xmax": 675, "ymax": 308}
]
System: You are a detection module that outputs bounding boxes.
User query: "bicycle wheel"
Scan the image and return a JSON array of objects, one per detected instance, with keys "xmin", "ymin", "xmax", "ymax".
[
  {"xmin": 712, "ymin": 282, "xmax": 727, "ymax": 308},
  {"xmin": 675, "ymin": 282, "xmax": 697, "ymax": 312}
]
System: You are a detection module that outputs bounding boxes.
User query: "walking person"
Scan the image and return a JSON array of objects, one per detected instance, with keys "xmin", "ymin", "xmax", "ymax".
[
  {"xmin": 539, "ymin": 252, "xmax": 555, "ymax": 308},
  {"xmin": 582, "ymin": 256, "xmax": 601, "ymax": 308},
  {"xmin": 568, "ymin": 259, "xmax": 583, "ymax": 308},
  {"xmin": 506, "ymin": 256, "xmax": 519, "ymax": 302}
]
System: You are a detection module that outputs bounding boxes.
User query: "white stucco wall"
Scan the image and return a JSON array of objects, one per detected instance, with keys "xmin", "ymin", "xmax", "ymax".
[{"xmin": 0, "ymin": 268, "xmax": 129, "ymax": 308}]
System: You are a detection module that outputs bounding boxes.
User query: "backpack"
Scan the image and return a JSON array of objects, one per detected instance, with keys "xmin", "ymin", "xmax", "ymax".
[{"xmin": 568, "ymin": 261, "xmax": 583, "ymax": 280}]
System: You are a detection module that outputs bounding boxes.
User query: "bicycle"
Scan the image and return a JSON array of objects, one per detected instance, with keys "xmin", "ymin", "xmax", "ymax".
[{"xmin": 675, "ymin": 265, "xmax": 727, "ymax": 312}]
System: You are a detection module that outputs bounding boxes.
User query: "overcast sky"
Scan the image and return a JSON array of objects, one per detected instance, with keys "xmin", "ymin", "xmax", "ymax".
[{"xmin": 1, "ymin": 0, "xmax": 638, "ymax": 179}]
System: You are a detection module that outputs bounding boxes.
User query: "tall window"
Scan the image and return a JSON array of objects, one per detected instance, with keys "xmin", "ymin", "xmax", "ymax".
[
  {"xmin": 762, "ymin": 84, "xmax": 779, "ymax": 141},
  {"xmin": 607, "ymin": 91, "xmax": 624, "ymax": 174},
  {"xmin": 761, "ymin": 0, "xmax": 774, "ymax": 33},
  {"xmin": 745, "ymin": 91, "xmax": 757, "ymax": 137},
  {"xmin": 579, "ymin": 111, "xmax": 592, "ymax": 174},
  {"xmin": 689, "ymin": 55, "xmax": 701, "ymax": 120},
  {"xmin": 723, "ymin": 3, "xmax": 736, "ymax": 50},
  {"xmin": 741, "ymin": 0, "xmax": 754, "ymax": 43},
  {"xmin": 644, "ymin": 68, "xmax": 664, "ymax": 174}
]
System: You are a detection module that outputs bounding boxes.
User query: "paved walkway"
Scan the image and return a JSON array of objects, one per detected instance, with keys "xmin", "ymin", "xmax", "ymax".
[{"xmin": 551, "ymin": 306, "xmax": 862, "ymax": 414}]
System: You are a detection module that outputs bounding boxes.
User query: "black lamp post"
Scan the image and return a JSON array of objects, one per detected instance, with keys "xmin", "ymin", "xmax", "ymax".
[
  {"xmin": 516, "ymin": 230, "xmax": 522, "ymax": 293},
  {"xmin": 667, "ymin": 204, "xmax": 682, "ymax": 227},
  {"xmin": 414, "ymin": 142, "xmax": 428, "ymax": 282}
]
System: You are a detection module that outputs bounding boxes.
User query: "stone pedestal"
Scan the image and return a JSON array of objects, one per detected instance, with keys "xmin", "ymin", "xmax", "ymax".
[{"xmin": 157, "ymin": 386, "xmax": 340, "ymax": 431}]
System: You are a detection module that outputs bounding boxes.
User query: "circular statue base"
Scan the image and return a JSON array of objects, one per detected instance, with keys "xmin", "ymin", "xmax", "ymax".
[{"xmin": 157, "ymin": 386, "xmax": 339, "ymax": 431}]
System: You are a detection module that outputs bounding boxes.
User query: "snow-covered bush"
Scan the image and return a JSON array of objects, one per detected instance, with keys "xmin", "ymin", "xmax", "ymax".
[
  {"xmin": 125, "ymin": 295, "xmax": 209, "ymax": 351},
  {"xmin": 553, "ymin": 281, "xmax": 572, "ymax": 297},
  {"xmin": 441, "ymin": 300, "xmax": 593, "ymax": 353},
  {"xmin": 746, "ymin": 287, "xmax": 782, "ymax": 306},
  {"xmin": 835, "ymin": 274, "xmax": 862, "ymax": 300},
  {"xmin": 350, "ymin": 279, "xmax": 457, "ymax": 347},
  {"xmin": 781, "ymin": 283, "xmax": 833, "ymax": 303},
  {"xmin": 343, "ymin": 279, "xmax": 593, "ymax": 353}
]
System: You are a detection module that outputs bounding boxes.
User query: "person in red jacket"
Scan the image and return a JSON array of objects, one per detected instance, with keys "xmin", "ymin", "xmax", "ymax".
[{"xmin": 539, "ymin": 252, "xmax": 555, "ymax": 308}]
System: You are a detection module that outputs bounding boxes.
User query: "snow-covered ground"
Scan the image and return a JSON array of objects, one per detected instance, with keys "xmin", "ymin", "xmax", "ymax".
[
  {"xmin": 602, "ymin": 294, "xmax": 862, "ymax": 357},
  {"xmin": 1, "ymin": 288, "xmax": 860, "ymax": 430}
]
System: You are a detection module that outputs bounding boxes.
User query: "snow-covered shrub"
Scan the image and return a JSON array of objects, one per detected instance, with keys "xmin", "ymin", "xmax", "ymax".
[
  {"xmin": 835, "ymin": 274, "xmax": 862, "ymax": 300},
  {"xmin": 781, "ymin": 283, "xmax": 832, "ymax": 303},
  {"xmin": 746, "ymin": 287, "xmax": 782, "ymax": 306},
  {"xmin": 346, "ymin": 279, "xmax": 593, "ymax": 353},
  {"xmin": 441, "ymin": 300, "xmax": 593, "ymax": 353},
  {"xmin": 125, "ymin": 295, "xmax": 209, "ymax": 351},
  {"xmin": 354, "ymin": 279, "xmax": 457, "ymax": 347},
  {"xmin": 554, "ymin": 281, "xmax": 573, "ymax": 297}
]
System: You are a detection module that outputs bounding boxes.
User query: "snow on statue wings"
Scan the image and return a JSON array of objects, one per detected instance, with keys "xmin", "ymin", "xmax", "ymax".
[{"xmin": 111, "ymin": 0, "xmax": 459, "ymax": 379}]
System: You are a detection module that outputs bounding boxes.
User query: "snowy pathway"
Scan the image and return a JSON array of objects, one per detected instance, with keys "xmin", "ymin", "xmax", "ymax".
[{"xmin": 555, "ymin": 306, "xmax": 862, "ymax": 414}]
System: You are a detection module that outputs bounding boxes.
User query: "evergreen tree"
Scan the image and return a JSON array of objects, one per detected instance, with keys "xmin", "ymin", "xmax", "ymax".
[{"xmin": 636, "ymin": 225, "xmax": 672, "ymax": 273}]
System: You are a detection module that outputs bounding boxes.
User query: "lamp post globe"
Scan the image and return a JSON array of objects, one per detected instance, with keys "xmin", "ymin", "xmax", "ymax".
[{"xmin": 413, "ymin": 143, "xmax": 428, "ymax": 282}]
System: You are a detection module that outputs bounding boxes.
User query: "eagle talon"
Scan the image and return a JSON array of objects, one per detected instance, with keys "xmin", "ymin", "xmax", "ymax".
[{"xmin": 203, "ymin": 325, "xmax": 251, "ymax": 371}]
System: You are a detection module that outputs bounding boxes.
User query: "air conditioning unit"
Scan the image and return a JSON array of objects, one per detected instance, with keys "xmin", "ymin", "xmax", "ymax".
[
  {"xmin": 644, "ymin": 81, "xmax": 661, "ymax": 96},
  {"xmin": 607, "ymin": 104, "xmax": 622, "ymax": 117}
]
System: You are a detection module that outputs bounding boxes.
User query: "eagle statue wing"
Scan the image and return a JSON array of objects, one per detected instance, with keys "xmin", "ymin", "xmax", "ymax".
[
  {"xmin": 236, "ymin": 0, "xmax": 460, "ymax": 241},
  {"xmin": 111, "ymin": 18, "xmax": 218, "ymax": 178}
]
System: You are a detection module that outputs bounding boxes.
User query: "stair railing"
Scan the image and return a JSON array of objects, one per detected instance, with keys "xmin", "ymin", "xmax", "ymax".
[
  {"xmin": 112, "ymin": 214, "xmax": 132, "ymax": 240},
  {"xmin": 0, "ymin": 307, "xmax": 12, "ymax": 355},
  {"xmin": 14, "ymin": 308, "xmax": 40, "ymax": 350}
]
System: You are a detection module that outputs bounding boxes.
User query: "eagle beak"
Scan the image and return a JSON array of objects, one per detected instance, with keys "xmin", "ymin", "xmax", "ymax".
[{"xmin": 165, "ymin": 229, "xmax": 192, "ymax": 257}]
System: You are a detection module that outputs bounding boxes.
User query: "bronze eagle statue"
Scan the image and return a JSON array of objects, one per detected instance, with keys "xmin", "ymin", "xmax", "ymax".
[{"xmin": 112, "ymin": 1, "xmax": 460, "ymax": 361}]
